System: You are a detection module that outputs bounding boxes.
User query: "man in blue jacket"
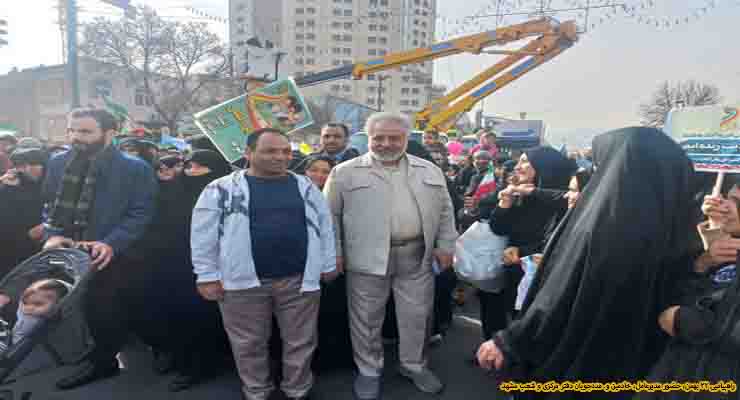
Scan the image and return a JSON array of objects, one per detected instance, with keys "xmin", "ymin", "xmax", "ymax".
[{"xmin": 41, "ymin": 108, "xmax": 157, "ymax": 390}]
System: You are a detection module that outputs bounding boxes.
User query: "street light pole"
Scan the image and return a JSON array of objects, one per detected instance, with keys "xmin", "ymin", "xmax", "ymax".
[
  {"xmin": 274, "ymin": 51, "xmax": 286, "ymax": 82},
  {"xmin": 66, "ymin": 0, "xmax": 80, "ymax": 109}
]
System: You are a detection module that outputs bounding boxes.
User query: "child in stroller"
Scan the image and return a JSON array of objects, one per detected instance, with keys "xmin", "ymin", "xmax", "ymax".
[
  {"xmin": 0, "ymin": 279, "xmax": 71, "ymax": 352},
  {"xmin": 0, "ymin": 248, "xmax": 93, "ymax": 383}
]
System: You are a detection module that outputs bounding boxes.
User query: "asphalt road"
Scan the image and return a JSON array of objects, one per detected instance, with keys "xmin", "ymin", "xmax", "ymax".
[{"xmin": 0, "ymin": 294, "xmax": 508, "ymax": 400}]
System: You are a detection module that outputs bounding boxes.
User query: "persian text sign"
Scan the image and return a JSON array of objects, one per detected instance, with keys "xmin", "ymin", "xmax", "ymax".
[
  {"xmin": 193, "ymin": 79, "xmax": 313, "ymax": 163},
  {"xmin": 665, "ymin": 105, "xmax": 740, "ymax": 172}
]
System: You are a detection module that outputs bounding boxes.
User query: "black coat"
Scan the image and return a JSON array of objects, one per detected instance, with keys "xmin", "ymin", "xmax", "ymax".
[
  {"xmin": 638, "ymin": 259, "xmax": 740, "ymax": 399},
  {"xmin": 0, "ymin": 177, "xmax": 43, "ymax": 278},
  {"xmin": 494, "ymin": 128, "xmax": 697, "ymax": 399}
]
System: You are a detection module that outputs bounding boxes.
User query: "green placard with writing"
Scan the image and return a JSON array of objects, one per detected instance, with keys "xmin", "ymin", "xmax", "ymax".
[{"xmin": 193, "ymin": 78, "xmax": 313, "ymax": 163}]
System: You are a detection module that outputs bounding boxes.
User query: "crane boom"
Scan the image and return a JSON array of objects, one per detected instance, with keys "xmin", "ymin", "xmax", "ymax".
[{"xmin": 287, "ymin": 18, "xmax": 578, "ymax": 133}]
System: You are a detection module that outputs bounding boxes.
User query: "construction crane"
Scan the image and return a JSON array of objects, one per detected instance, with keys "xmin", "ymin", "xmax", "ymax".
[{"xmin": 293, "ymin": 17, "xmax": 578, "ymax": 133}]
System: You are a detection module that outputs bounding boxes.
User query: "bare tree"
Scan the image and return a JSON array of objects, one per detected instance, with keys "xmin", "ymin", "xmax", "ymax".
[
  {"xmin": 639, "ymin": 80, "xmax": 722, "ymax": 128},
  {"xmin": 79, "ymin": 7, "xmax": 230, "ymax": 132}
]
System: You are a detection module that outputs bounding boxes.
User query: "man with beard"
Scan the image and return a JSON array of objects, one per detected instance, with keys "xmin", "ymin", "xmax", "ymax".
[
  {"xmin": 307, "ymin": 123, "xmax": 360, "ymax": 166},
  {"xmin": 40, "ymin": 108, "xmax": 157, "ymax": 390},
  {"xmin": 323, "ymin": 112, "xmax": 458, "ymax": 400},
  {"xmin": 0, "ymin": 148, "xmax": 48, "ymax": 279}
]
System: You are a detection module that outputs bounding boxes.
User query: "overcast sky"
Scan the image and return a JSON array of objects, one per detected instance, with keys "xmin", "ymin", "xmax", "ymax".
[{"xmin": 1, "ymin": 0, "xmax": 738, "ymax": 146}]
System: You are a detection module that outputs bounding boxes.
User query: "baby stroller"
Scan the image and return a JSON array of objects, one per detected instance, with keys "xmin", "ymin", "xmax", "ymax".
[{"xmin": 0, "ymin": 248, "xmax": 95, "ymax": 384}]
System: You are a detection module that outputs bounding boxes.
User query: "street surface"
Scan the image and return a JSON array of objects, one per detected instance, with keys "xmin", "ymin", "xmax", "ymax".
[{"xmin": 0, "ymin": 297, "xmax": 507, "ymax": 400}]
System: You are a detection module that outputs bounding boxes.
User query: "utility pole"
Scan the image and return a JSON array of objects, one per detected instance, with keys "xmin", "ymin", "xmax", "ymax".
[
  {"xmin": 274, "ymin": 51, "xmax": 286, "ymax": 81},
  {"xmin": 66, "ymin": 0, "xmax": 80, "ymax": 109},
  {"xmin": 377, "ymin": 75, "xmax": 388, "ymax": 112}
]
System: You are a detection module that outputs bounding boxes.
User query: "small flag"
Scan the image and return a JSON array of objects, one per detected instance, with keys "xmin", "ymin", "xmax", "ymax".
[{"xmin": 103, "ymin": 95, "xmax": 130, "ymax": 123}]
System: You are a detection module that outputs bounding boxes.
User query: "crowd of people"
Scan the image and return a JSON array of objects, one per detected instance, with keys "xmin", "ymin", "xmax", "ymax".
[{"xmin": 0, "ymin": 107, "xmax": 738, "ymax": 400}]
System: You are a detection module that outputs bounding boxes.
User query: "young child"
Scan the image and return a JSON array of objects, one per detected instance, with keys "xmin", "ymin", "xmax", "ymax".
[{"xmin": 0, "ymin": 279, "xmax": 70, "ymax": 351}]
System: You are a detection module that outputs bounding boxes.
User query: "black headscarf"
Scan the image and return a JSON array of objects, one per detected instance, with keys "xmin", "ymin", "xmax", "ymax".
[
  {"xmin": 184, "ymin": 150, "xmax": 232, "ymax": 207},
  {"xmin": 494, "ymin": 127, "xmax": 696, "ymax": 395},
  {"xmin": 525, "ymin": 146, "xmax": 578, "ymax": 190}
]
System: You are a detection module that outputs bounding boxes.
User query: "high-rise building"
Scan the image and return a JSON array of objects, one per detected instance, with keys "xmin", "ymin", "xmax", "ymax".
[{"xmin": 229, "ymin": 0, "xmax": 437, "ymax": 116}]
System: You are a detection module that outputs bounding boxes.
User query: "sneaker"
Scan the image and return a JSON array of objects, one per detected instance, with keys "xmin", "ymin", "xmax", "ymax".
[
  {"xmin": 398, "ymin": 366, "xmax": 444, "ymax": 394},
  {"xmin": 353, "ymin": 374, "xmax": 381, "ymax": 400}
]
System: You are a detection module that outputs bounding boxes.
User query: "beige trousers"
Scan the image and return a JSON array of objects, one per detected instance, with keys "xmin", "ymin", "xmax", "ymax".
[
  {"xmin": 218, "ymin": 274, "xmax": 320, "ymax": 400},
  {"xmin": 347, "ymin": 241, "xmax": 434, "ymax": 377}
]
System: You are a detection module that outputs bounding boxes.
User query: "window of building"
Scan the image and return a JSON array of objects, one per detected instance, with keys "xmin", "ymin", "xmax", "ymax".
[
  {"xmin": 296, "ymin": 21, "xmax": 304, "ymax": 28},
  {"xmin": 296, "ymin": 46, "xmax": 304, "ymax": 53},
  {"xmin": 367, "ymin": 98, "xmax": 376, "ymax": 104},
  {"xmin": 237, "ymin": 3, "xmax": 247, "ymax": 11},
  {"xmin": 412, "ymin": 88, "xmax": 420, "ymax": 94},
  {"xmin": 333, "ymin": 8, "xmax": 342, "ymax": 16},
  {"xmin": 331, "ymin": 84, "xmax": 341, "ymax": 91},
  {"xmin": 342, "ymin": 84, "xmax": 351, "ymax": 91},
  {"xmin": 400, "ymin": 100, "xmax": 410, "ymax": 106},
  {"xmin": 380, "ymin": 12, "xmax": 389, "ymax": 18},
  {"xmin": 306, "ymin": 33, "xmax": 316, "ymax": 40},
  {"xmin": 342, "ymin": 48, "xmax": 352, "ymax": 55},
  {"xmin": 342, "ymin": 34, "xmax": 352, "ymax": 41},
  {"xmin": 401, "ymin": 88, "xmax": 410, "ymax": 95},
  {"xmin": 236, "ymin": 16, "xmax": 245, "ymax": 23},
  {"xmin": 369, "ymin": 11, "xmax": 377, "ymax": 18},
  {"xmin": 332, "ymin": 22, "xmax": 341, "ymax": 29},
  {"xmin": 307, "ymin": 20, "xmax": 316, "ymax": 28},
  {"xmin": 379, "ymin": 25, "xmax": 388, "ymax": 32},
  {"xmin": 369, "ymin": 24, "xmax": 377, "ymax": 31},
  {"xmin": 332, "ymin": 60, "xmax": 341, "ymax": 66},
  {"xmin": 296, "ymin": 8, "xmax": 304, "ymax": 14},
  {"xmin": 380, "ymin": 0, "xmax": 389, "ymax": 5},
  {"xmin": 367, "ymin": 86, "xmax": 376, "ymax": 92},
  {"xmin": 295, "ymin": 33, "xmax": 304, "ymax": 40},
  {"xmin": 379, "ymin": 37, "xmax": 388, "ymax": 45},
  {"xmin": 402, "ymin": 76, "xmax": 410, "ymax": 82},
  {"xmin": 411, "ymin": 100, "xmax": 419, "ymax": 106},
  {"xmin": 306, "ymin": 58, "xmax": 315, "ymax": 65},
  {"xmin": 332, "ymin": 47, "xmax": 341, "ymax": 54},
  {"xmin": 296, "ymin": 58, "xmax": 304, "ymax": 65},
  {"xmin": 306, "ymin": 45, "xmax": 316, "ymax": 53},
  {"xmin": 344, "ymin": 22, "xmax": 353, "ymax": 29},
  {"xmin": 369, "ymin": 0, "xmax": 378, "ymax": 7},
  {"xmin": 422, "ymin": 11, "xmax": 428, "ymax": 16},
  {"xmin": 412, "ymin": 40, "xmax": 418, "ymax": 46},
  {"xmin": 368, "ymin": 37, "xmax": 377, "ymax": 43},
  {"xmin": 344, "ymin": 0, "xmax": 352, "ymax": 3},
  {"xmin": 134, "ymin": 87, "xmax": 153, "ymax": 106},
  {"xmin": 421, "ymin": 21, "xmax": 427, "ymax": 28},
  {"xmin": 307, "ymin": 7, "xmax": 316, "ymax": 14},
  {"xmin": 343, "ymin": 9, "xmax": 352, "ymax": 16},
  {"xmin": 367, "ymin": 74, "xmax": 376, "ymax": 80},
  {"xmin": 421, "ymin": 32, "xmax": 427, "ymax": 38},
  {"xmin": 368, "ymin": 49, "xmax": 377, "ymax": 56},
  {"xmin": 332, "ymin": 34, "xmax": 341, "ymax": 41}
]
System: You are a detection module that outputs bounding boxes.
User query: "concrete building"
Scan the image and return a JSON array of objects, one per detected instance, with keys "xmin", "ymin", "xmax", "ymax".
[
  {"xmin": 0, "ymin": 59, "xmax": 158, "ymax": 143},
  {"xmin": 229, "ymin": 0, "xmax": 437, "ymax": 116}
]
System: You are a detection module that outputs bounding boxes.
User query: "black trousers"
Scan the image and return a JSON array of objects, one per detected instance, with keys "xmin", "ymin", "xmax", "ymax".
[
  {"xmin": 83, "ymin": 255, "xmax": 137, "ymax": 365},
  {"xmin": 477, "ymin": 266, "xmax": 523, "ymax": 340}
]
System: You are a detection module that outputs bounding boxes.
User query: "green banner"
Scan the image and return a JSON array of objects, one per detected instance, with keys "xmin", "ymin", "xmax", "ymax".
[{"xmin": 193, "ymin": 79, "xmax": 314, "ymax": 163}]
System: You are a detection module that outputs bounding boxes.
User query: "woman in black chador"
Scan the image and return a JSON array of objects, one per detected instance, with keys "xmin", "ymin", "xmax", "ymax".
[{"xmin": 477, "ymin": 127, "xmax": 697, "ymax": 399}]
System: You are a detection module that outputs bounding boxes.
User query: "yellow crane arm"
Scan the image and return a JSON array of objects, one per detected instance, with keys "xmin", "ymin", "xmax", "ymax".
[
  {"xmin": 416, "ymin": 20, "xmax": 578, "ymax": 132},
  {"xmin": 294, "ymin": 18, "xmax": 565, "ymax": 87}
]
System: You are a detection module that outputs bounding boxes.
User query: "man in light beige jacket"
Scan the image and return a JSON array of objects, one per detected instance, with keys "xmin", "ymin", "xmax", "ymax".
[{"xmin": 324, "ymin": 112, "xmax": 458, "ymax": 400}]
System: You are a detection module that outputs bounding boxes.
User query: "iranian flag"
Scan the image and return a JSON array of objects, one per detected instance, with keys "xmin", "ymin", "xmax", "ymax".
[{"xmin": 474, "ymin": 165, "xmax": 497, "ymax": 201}]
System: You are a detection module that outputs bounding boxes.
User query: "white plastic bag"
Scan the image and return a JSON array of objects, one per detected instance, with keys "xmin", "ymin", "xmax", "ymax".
[
  {"xmin": 454, "ymin": 221, "xmax": 508, "ymax": 286},
  {"xmin": 515, "ymin": 256, "xmax": 538, "ymax": 311}
]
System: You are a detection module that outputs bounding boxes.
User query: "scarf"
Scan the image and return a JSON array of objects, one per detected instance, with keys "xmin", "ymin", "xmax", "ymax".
[{"xmin": 46, "ymin": 148, "xmax": 110, "ymax": 240}]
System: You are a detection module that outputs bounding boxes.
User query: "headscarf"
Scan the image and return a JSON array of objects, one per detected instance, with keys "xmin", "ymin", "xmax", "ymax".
[
  {"xmin": 524, "ymin": 146, "xmax": 578, "ymax": 190},
  {"xmin": 496, "ymin": 127, "xmax": 696, "ymax": 391}
]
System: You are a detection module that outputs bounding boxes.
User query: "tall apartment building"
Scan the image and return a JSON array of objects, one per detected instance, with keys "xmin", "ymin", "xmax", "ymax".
[{"xmin": 230, "ymin": 0, "xmax": 438, "ymax": 116}]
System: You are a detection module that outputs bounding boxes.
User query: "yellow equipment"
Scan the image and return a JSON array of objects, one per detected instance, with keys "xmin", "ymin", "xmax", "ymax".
[{"xmin": 293, "ymin": 17, "xmax": 578, "ymax": 133}]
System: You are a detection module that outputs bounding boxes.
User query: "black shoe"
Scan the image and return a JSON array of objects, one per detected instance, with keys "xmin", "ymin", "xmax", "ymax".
[
  {"xmin": 168, "ymin": 372, "xmax": 199, "ymax": 392},
  {"xmin": 152, "ymin": 350, "xmax": 175, "ymax": 375},
  {"xmin": 285, "ymin": 396, "xmax": 310, "ymax": 400},
  {"xmin": 55, "ymin": 360, "xmax": 120, "ymax": 390}
]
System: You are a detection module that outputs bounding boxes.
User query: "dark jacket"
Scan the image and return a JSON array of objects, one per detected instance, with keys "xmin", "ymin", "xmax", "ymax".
[
  {"xmin": 489, "ymin": 147, "xmax": 575, "ymax": 257},
  {"xmin": 0, "ymin": 176, "xmax": 44, "ymax": 276},
  {"xmin": 41, "ymin": 147, "xmax": 158, "ymax": 256}
]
